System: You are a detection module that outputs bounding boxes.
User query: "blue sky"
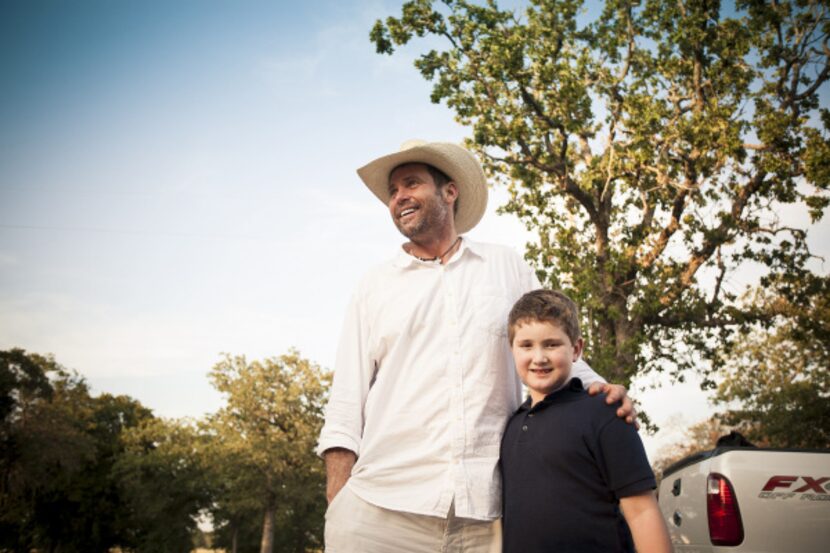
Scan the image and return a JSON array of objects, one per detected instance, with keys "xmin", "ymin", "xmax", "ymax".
[
  {"xmin": 2, "ymin": 0, "xmax": 827, "ymax": 458},
  {"xmin": 0, "ymin": 0, "xmax": 478, "ymax": 415}
]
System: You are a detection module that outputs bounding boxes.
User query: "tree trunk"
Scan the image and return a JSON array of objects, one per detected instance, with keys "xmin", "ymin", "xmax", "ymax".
[
  {"xmin": 259, "ymin": 504, "xmax": 276, "ymax": 553},
  {"xmin": 231, "ymin": 526, "xmax": 239, "ymax": 553}
]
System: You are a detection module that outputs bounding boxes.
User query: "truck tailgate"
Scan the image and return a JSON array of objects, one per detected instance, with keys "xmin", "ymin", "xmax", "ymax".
[{"xmin": 660, "ymin": 449, "xmax": 829, "ymax": 552}]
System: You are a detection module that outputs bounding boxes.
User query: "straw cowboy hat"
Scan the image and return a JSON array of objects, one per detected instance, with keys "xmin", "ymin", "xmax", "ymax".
[{"xmin": 357, "ymin": 139, "xmax": 488, "ymax": 234}]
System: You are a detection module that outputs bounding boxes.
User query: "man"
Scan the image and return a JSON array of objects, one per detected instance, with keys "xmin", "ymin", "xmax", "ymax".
[{"xmin": 317, "ymin": 140, "xmax": 635, "ymax": 552}]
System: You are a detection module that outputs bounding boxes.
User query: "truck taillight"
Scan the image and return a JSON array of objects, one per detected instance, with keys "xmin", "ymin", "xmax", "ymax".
[{"xmin": 707, "ymin": 473, "xmax": 744, "ymax": 546}]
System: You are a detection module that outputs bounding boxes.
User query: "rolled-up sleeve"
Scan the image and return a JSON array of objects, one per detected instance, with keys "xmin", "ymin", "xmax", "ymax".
[
  {"xmin": 316, "ymin": 289, "xmax": 375, "ymax": 458},
  {"xmin": 571, "ymin": 357, "xmax": 605, "ymax": 386}
]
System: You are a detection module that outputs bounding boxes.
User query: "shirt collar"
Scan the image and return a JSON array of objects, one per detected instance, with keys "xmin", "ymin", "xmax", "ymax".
[
  {"xmin": 517, "ymin": 377, "xmax": 586, "ymax": 413},
  {"xmin": 392, "ymin": 236, "xmax": 486, "ymax": 269}
]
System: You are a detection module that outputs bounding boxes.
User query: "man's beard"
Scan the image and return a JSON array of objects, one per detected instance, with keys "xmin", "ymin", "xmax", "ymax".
[{"xmin": 394, "ymin": 191, "xmax": 451, "ymax": 240}]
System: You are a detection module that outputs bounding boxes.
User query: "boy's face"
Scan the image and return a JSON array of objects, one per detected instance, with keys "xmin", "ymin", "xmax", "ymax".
[{"xmin": 511, "ymin": 319, "xmax": 584, "ymax": 405}]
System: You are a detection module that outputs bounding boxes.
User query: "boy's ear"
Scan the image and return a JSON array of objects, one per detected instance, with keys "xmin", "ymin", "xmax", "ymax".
[{"xmin": 572, "ymin": 337, "xmax": 585, "ymax": 361}]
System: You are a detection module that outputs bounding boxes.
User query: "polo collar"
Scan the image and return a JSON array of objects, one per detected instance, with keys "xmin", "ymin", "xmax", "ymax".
[{"xmin": 517, "ymin": 377, "xmax": 586, "ymax": 413}]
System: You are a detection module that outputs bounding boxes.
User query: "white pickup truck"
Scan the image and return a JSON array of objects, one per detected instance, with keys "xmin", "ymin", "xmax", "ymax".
[{"xmin": 657, "ymin": 435, "xmax": 829, "ymax": 552}]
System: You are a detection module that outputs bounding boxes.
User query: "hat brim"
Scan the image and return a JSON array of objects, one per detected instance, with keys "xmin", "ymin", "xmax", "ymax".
[{"xmin": 357, "ymin": 142, "xmax": 488, "ymax": 234}]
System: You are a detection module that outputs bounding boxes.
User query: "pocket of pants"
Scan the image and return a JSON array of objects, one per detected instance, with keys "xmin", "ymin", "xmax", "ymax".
[{"xmin": 324, "ymin": 484, "xmax": 349, "ymax": 521}]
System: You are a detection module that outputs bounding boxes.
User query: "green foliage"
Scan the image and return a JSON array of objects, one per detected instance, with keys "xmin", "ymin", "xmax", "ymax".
[
  {"xmin": 0, "ymin": 350, "xmax": 215, "ymax": 553},
  {"xmin": 115, "ymin": 418, "xmax": 213, "ymax": 553},
  {"xmin": 0, "ymin": 349, "xmax": 155, "ymax": 553},
  {"xmin": 206, "ymin": 351, "xmax": 331, "ymax": 553},
  {"xmin": 1, "ymin": 348, "xmax": 331, "ymax": 553},
  {"xmin": 714, "ymin": 274, "xmax": 830, "ymax": 448},
  {"xmin": 0, "ymin": 348, "xmax": 53, "ymax": 423},
  {"xmin": 371, "ymin": 0, "xmax": 830, "ymax": 419},
  {"xmin": 0, "ymin": 350, "xmax": 73, "ymax": 551},
  {"xmin": 200, "ymin": 427, "xmax": 266, "ymax": 553}
]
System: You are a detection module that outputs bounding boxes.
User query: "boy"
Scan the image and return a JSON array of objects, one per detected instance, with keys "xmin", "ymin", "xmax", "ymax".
[{"xmin": 500, "ymin": 289, "xmax": 672, "ymax": 553}]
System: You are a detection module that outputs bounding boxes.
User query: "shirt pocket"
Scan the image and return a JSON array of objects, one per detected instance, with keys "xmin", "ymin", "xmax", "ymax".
[{"xmin": 469, "ymin": 286, "xmax": 512, "ymax": 339}]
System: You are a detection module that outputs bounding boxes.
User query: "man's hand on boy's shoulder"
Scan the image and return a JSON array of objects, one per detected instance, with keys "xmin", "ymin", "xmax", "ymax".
[{"xmin": 587, "ymin": 382, "xmax": 639, "ymax": 429}]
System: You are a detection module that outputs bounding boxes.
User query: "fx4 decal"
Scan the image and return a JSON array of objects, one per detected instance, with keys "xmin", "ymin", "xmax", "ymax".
[{"xmin": 758, "ymin": 476, "xmax": 830, "ymax": 501}]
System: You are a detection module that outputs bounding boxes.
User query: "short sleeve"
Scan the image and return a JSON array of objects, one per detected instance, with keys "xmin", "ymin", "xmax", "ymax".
[{"xmin": 594, "ymin": 415, "xmax": 656, "ymax": 499}]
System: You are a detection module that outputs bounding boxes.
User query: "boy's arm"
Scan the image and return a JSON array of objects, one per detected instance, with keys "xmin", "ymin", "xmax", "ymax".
[{"xmin": 619, "ymin": 491, "xmax": 673, "ymax": 553}]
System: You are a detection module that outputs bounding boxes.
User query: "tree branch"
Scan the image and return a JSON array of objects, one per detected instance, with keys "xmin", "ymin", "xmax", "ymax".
[
  {"xmin": 667, "ymin": 171, "xmax": 768, "ymax": 305},
  {"xmin": 638, "ymin": 189, "xmax": 689, "ymax": 268}
]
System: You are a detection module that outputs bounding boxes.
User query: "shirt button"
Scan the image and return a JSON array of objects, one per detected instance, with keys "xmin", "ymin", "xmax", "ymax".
[{"xmin": 522, "ymin": 425, "xmax": 528, "ymax": 431}]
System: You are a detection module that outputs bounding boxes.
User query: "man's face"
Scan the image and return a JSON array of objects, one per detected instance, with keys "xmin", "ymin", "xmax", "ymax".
[{"xmin": 387, "ymin": 163, "xmax": 455, "ymax": 240}]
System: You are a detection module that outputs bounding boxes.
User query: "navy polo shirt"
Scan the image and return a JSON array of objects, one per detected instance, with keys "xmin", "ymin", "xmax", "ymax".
[{"xmin": 500, "ymin": 378, "xmax": 656, "ymax": 553}]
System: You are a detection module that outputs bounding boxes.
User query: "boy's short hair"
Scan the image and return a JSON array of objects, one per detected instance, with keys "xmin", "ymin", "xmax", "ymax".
[{"xmin": 508, "ymin": 289, "xmax": 581, "ymax": 344}]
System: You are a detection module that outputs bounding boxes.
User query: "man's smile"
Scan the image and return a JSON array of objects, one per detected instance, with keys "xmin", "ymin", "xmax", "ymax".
[{"xmin": 398, "ymin": 206, "xmax": 419, "ymax": 220}]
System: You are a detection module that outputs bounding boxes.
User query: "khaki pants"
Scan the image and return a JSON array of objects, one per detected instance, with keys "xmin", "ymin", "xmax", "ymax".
[{"xmin": 325, "ymin": 486, "xmax": 501, "ymax": 553}]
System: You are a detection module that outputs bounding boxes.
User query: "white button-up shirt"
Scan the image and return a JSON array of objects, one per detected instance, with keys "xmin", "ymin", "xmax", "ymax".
[{"xmin": 317, "ymin": 239, "xmax": 603, "ymax": 520}]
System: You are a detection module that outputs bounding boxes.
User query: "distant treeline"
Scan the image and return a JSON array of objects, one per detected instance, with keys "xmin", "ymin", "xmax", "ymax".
[{"xmin": 0, "ymin": 349, "xmax": 330, "ymax": 553}]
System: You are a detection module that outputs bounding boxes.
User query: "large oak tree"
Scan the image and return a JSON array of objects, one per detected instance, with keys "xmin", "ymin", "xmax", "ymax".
[{"xmin": 371, "ymin": 0, "xmax": 830, "ymax": 423}]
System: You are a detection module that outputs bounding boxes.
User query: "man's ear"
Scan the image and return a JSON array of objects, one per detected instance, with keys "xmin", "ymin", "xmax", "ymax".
[{"xmin": 443, "ymin": 182, "xmax": 459, "ymax": 204}]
